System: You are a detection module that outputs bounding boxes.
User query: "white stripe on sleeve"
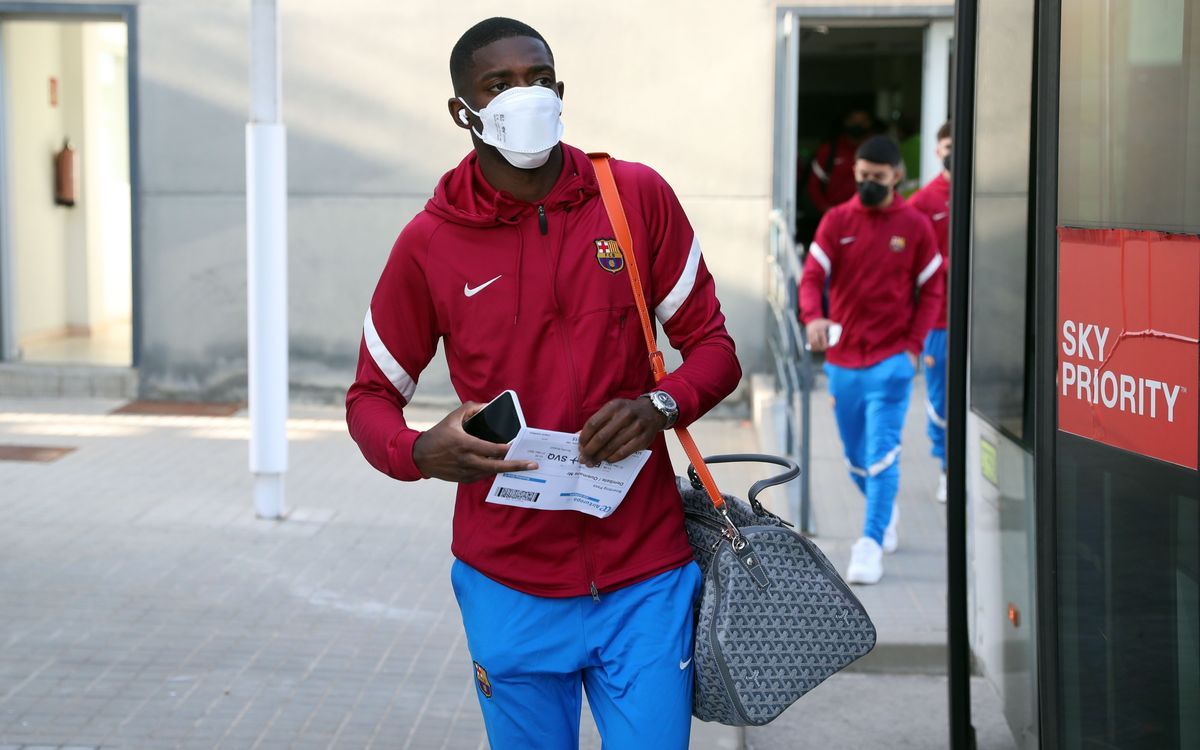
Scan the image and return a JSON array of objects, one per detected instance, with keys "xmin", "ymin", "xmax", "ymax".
[
  {"xmin": 654, "ymin": 235, "xmax": 702, "ymax": 325},
  {"xmin": 808, "ymin": 241, "xmax": 832, "ymax": 277},
  {"xmin": 916, "ymin": 253, "xmax": 943, "ymax": 288},
  {"xmin": 363, "ymin": 307, "xmax": 416, "ymax": 403}
]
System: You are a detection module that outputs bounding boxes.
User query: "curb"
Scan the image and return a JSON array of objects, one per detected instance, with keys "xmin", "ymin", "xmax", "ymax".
[{"xmin": 848, "ymin": 641, "xmax": 949, "ymax": 676}]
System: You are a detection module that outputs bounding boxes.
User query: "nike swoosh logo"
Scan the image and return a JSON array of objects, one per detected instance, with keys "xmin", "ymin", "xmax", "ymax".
[
  {"xmin": 464, "ymin": 275, "xmax": 502, "ymax": 297},
  {"xmin": 679, "ymin": 658, "xmax": 692, "ymax": 670},
  {"xmin": 932, "ymin": 212, "xmax": 948, "ymax": 221},
  {"xmin": 839, "ymin": 236, "xmax": 856, "ymax": 245}
]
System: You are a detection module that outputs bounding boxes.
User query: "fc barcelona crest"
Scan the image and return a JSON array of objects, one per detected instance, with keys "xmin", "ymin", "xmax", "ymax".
[
  {"xmin": 474, "ymin": 661, "xmax": 493, "ymax": 699},
  {"xmin": 889, "ymin": 235, "xmax": 907, "ymax": 252},
  {"xmin": 594, "ymin": 238, "xmax": 626, "ymax": 274}
]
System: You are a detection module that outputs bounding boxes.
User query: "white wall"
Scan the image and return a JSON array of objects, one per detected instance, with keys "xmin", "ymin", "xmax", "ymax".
[
  {"xmin": 107, "ymin": 0, "xmax": 775, "ymax": 399},
  {"xmin": 3, "ymin": 21, "xmax": 75, "ymax": 343},
  {"xmin": 82, "ymin": 22, "xmax": 133, "ymax": 329}
]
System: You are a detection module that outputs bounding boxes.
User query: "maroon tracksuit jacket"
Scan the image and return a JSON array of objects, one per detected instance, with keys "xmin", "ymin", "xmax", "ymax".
[{"xmin": 346, "ymin": 144, "xmax": 741, "ymax": 597}]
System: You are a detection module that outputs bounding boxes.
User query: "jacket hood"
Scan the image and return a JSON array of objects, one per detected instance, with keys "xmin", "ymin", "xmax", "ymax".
[{"xmin": 426, "ymin": 143, "xmax": 599, "ymax": 227}]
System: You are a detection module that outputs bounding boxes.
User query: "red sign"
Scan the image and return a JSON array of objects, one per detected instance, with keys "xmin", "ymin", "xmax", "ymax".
[{"xmin": 1058, "ymin": 228, "xmax": 1199, "ymax": 470}]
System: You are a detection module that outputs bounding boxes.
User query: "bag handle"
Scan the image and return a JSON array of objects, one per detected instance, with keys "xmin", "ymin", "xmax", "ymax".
[{"xmin": 588, "ymin": 153, "xmax": 740, "ymax": 539}]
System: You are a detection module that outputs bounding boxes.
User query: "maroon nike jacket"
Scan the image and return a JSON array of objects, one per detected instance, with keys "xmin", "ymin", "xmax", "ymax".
[
  {"xmin": 799, "ymin": 193, "xmax": 945, "ymax": 369},
  {"xmin": 346, "ymin": 143, "xmax": 741, "ymax": 597},
  {"xmin": 909, "ymin": 173, "xmax": 951, "ymax": 330}
]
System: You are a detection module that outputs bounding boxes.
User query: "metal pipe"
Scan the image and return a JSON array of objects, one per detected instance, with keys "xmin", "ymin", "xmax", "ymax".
[
  {"xmin": 948, "ymin": 0, "xmax": 979, "ymax": 746},
  {"xmin": 247, "ymin": 0, "xmax": 287, "ymax": 519}
]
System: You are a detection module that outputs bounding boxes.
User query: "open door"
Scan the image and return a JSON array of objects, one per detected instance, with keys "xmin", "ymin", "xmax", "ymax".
[{"xmin": 0, "ymin": 18, "xmax": 132, "ymax": 367}]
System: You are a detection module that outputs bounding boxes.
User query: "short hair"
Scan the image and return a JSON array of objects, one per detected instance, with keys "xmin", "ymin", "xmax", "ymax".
[
  {"xmin": 937, "ymin": 121, "xmax": 952, "ymax": 141},
  {"xmin": 450, "ymin": 17, "xmax": 553, "ymax": 94},
  {"xmin": 855, "ymin": 135, "xmax": 902, "ymax": 167}
]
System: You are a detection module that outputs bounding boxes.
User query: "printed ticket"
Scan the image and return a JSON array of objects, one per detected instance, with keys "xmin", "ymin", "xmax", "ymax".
[{"xmin": 485, "ymin": 427, "xmax": 651, "ymax": 518}]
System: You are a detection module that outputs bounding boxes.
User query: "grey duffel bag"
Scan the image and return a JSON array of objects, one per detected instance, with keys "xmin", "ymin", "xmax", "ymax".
[{"xmin": 679, "ymin": 454, "xmax": 877, "ymax": 726}]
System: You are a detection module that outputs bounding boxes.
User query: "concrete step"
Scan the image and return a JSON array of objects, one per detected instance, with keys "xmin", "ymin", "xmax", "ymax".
[{"xmin": 0, "ymin": 362, "xmax": 138, "ymax": 399}]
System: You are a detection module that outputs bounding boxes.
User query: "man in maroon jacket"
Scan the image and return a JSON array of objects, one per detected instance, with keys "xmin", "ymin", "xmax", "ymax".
[
  {"xmin": 345, "ymin": 17, "xmax": 740, "ymax": 749},
  {"xmin": 804, "ymin": 109, "xmax": 874, "ymax": 215},
  {"xmin": 909, "ymin": 121, "xmax": 953, "ymax": 503},
  {"xmin": 799, "ymin": 135, "xmax": 944, "ymax": 585}
]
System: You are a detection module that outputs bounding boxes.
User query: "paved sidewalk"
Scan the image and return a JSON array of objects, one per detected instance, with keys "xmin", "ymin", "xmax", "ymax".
[
  {"xmin": 0, "ymin": 379, "xmax": 1016, "ymax": 749},
  {"xmin": 0, "ymin": 397, "xmax": 742, "ymax": 749},
  {"xmin": 744, "ymin": 372, "xmax": 1018, "ymax": 750}
]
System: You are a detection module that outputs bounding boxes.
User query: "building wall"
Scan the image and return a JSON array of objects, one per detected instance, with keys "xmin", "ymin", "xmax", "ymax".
[
  {"xmin": 6, "ymin": 1, "xmax": 960, "ymax": 400},
  {"xmin": 20, "ymin": 0, "xmax": 774, "ymax": 400}
]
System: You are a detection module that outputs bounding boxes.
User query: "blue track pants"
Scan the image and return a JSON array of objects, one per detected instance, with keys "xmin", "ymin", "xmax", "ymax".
[
  {"xmin": 825, "ymin": 352, "xmax": 915, "ymax": 544},
  {"xmin": 923, "ymin": 328, "xmax": 948, "ymax": 470},
  {"xmin": 451, "ymin": 559, "xmax": 701, "ymax": 749}
]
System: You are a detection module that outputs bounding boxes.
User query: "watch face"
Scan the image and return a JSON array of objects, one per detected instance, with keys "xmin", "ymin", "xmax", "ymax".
[{"xmin": 654, "ymin": 391, "xmax": 677, "ymax": 412}]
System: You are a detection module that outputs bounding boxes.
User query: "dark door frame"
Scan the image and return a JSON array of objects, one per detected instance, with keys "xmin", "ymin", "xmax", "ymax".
[
  {"xmin": 946, "ymin": 0, "xmax": 978, "ymax": 746},
  {"xmin": 1031, "ymin": 0, "xmax": 1062, "ymax": 746},
  {"xmin": 0, "ymin": 1, "xmax": 140, "ymax": 367}
]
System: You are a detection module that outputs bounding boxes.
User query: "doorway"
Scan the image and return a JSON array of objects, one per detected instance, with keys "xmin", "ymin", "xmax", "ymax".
[
  {"xmin": 0, "ymin": 14, "xmax": 132, "ymax": 367},
  {"xmin": 794, "ymin": 24, "xmax": 926, "ymax": 245}
]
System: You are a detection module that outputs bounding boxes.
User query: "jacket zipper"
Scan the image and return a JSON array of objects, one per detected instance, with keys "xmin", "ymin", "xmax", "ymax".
[{"xmin": 536, "ymin": 204, "xmax": 595, "ymax": 599}]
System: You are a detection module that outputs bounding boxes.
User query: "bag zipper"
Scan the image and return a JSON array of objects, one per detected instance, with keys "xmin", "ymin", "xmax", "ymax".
[
  {"xmin": 684, "ymin": 510, "xmax": 729, "ymax": 552},
  {"xmin": 705, "ymin": 548, "xmax": 754, "ymax": 725}
]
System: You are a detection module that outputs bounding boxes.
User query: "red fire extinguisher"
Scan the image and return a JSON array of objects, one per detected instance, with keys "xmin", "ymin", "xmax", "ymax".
[{"xmin": 54, "ymin": 138, "xmax": 77, "ymax": 207}]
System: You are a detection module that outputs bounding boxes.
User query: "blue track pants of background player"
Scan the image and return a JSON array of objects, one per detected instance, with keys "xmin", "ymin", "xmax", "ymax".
[{"xmin": 824, "ymin": 351, "xmax": 915, "ymax": 544}]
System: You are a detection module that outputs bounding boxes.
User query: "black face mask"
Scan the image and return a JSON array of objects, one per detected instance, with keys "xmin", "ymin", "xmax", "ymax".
[
  {"xmin": 844, "ymin": 124, "xmax": 869, "ymax": 139},
  {"xmin": 943, "ymin": 153, "xmax": 952, "ymax": 172},
  {"xmin": 858, "ymin": 180, "xmax": 890, "ymax": 207}
]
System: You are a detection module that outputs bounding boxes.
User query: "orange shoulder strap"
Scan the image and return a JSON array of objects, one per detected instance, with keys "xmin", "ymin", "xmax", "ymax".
[{"xmin": 588, "ymin": 153, "xmax": 727, "ymax": 514}]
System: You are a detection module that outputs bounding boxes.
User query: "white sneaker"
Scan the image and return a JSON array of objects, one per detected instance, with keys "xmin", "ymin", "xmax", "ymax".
[
  {"xmin": 936, "ymin": 472, "xmax": 947, "ymax": 503},
  {"xmin": 883, "ymin": 506, "xmax": 899, "ymax": 554},
  {"xmin": 846, "ymin": 537, "xmax": 884, "ymax": 585}
]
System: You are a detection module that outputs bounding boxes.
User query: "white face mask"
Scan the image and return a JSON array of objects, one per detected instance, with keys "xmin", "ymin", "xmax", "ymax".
[{"xmin": 459, "ymin": 85, "xmax": 564, "ymax": 169}]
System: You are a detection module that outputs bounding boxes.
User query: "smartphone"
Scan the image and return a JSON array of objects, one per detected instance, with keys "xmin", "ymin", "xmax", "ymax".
[
  {"xmin": 805, "ymin": 322, "xmax": 843, "ymax": 351},
  {"xmin": 463, "ymin": 390, "xmax": 526, "ymax": 444}
]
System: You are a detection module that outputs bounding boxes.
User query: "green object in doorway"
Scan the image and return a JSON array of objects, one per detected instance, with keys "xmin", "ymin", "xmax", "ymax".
[{"xmin": 980, "ymin": 437, "xmax": 998, "ymax": 486}]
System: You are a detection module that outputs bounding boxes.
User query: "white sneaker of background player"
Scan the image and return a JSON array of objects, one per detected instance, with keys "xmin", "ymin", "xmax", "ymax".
[
  {"xmin": 846, "ymin": 537, "xmax": 884, "ymax": 585},
  {"xmin": 937, "ymin": 472, "xmax": 948, "ymax": 503},
  {"xmin": 883, "ymin": 506, "xmax": 899, "ymax": 554}
]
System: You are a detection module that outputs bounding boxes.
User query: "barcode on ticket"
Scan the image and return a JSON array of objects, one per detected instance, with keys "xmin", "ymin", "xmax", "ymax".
[{"xmin": 497, "ymin": 487, "xmax": 540, "ymax": 503}]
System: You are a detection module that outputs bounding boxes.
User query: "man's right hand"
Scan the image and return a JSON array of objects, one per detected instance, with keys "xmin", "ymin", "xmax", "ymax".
[
  {"xmin": 806, "ymin": 318, "xmax": 834, "ymax": 352},
  {"xmin": 412, "ymin": 402, "xmax": 538, "ymax": 483}
]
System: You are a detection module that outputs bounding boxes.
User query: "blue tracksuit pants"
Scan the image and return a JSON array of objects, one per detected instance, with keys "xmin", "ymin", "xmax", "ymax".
[
  {"xmin": 451, "ymin": 559, "xmax": 701, "ymax": 749},
  {"xmin": 923, "ymin": 328, "xmax": 948, "ymax": 470},
  {"xmin": 824, "ymin": 352, "xmax": 915, "ymax": 544}
]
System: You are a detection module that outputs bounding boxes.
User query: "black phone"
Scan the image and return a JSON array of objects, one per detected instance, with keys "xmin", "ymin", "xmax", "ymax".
[{"xmin": 463, "ymin": 390, "xmax": 525, "ymax": 444}]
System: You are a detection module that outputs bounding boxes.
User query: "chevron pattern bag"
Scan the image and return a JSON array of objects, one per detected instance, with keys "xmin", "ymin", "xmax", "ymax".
[{"xmin": 590, "ymin": 154, "xmax": 877, "ymax": 726}]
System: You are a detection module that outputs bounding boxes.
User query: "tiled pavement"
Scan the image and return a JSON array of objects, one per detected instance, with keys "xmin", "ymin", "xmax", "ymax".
[
  {"xmin": 0, "ymin": 398, "xmax": 743, "ymax": 749},
  {"xmin": 0, "ymin": 374, "xmax": 1012, "ymax": 749}
]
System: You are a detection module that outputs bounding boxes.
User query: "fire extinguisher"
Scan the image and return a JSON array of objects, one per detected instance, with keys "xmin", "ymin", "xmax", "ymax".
[{"xmin": 54, "ymin": 138, "xmax": 77, "ymax": 207}]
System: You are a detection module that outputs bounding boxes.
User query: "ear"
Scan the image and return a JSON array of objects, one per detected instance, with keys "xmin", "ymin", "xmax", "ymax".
[
  {"xmin": 556, "ymin": 80, "xmax": 565, "ymax": 101},
  {"xmin": 448, "ymin": 98, "xmax": 472, "ymax": 130}
]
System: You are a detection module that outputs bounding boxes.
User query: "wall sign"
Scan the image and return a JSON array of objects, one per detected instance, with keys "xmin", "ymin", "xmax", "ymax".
[{"xmin": 1058, "ymin": 228, "xmax": 1199, "ymax": 469}]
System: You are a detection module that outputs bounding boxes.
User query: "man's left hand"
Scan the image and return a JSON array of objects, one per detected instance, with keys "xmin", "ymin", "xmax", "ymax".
[{"xmin": 578, "ymin": 398, "xmax": 668, "ymax": 467}]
